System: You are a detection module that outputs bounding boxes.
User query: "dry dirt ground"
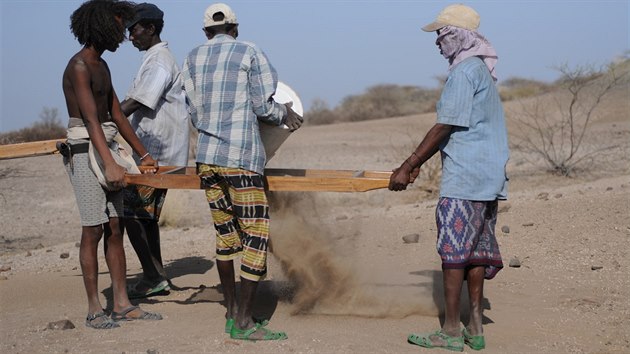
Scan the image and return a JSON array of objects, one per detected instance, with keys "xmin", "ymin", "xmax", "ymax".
[{"xmin": 1, "ymin": 87, "xmax": 629, "ymax": 353}]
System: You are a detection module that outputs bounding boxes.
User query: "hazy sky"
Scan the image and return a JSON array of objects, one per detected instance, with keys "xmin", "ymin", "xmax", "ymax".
[{"xmin": 0, "ymin": 0, "xmax": 628, "ymax": 132}]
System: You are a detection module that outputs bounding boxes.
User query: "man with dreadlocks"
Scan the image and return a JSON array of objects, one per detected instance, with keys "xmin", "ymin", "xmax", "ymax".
[{"xmin": 61, "ymin": 0, "xmax": 162, "ymax": 329}]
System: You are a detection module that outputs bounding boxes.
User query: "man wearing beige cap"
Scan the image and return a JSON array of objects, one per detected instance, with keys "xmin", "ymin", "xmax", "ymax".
[
  {"xmin": 182, "ymin": 2, "xmax": 302, "ymax": 341},
  {"xmin": 389, "ymin": 4, "xmax": 508, "ymax": 351}
]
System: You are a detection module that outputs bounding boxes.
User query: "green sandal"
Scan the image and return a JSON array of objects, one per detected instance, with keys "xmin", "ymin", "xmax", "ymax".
[
  {"xmin": 408, "ymin": 330, "xmax": 464, "ymax": 352},
  {"xmin": 225, "ymin": 318, "xmax": 235, "ymax": 333},
  {"xmin": 127, "ymin": 279, "xmax": 170, "ymax": 299},
  {"xmin": 462, "ymin": 327, "xmax": 485, "ymax": 350},
  {"xmin": 230, "ymin": 322, "xmax": 287, "ymax": 341},
  {"xmin": 225, "ymin": 318, "xmax": 268, "ymax": 334}
]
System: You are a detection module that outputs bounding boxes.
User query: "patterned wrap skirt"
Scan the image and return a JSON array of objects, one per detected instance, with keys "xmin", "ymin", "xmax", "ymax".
[{"xmin": 436, "ymin": 197, "xmax": 503, "ymax": 279}]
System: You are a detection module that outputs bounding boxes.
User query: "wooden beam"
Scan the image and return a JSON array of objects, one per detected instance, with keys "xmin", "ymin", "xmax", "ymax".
[
  {"xmin": 0, "ymin": 139, "xmax": 64, "ymax": 160},
  {"xmin": 128, "ymin": 166, "xmax": 392, "ymax": 192},
  {"xmin": 0, "ymin": 139, "xmax": 394, "ymax": 192}
]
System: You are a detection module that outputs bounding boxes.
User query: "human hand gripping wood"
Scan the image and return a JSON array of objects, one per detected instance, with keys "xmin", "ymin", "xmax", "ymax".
[
  {"xmin": 139, "ymin": 154, "xmax": 158, "ymax": 174},
  {"xmin": 104, "ymin": 161, "xmax": 128, "ymax": 188}
]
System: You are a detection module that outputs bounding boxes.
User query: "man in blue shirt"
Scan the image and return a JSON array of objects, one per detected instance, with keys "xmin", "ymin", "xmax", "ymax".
[
  {"xmin": 182, "ymin": 2, "xmax": 302, "ymax": 341},
  {"xmin": 389, "ymin": 4, "xmax": 509, "ymax": 352}
]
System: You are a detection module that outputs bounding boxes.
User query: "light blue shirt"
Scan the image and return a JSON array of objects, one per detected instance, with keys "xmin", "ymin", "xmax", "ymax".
[
  {"xmin": 182, "ymin": 34, "xmax": 286, "ymax": 175},
  {"xmin": 436, "ymin": 56, "xmax": 509, "ymax": 201}
]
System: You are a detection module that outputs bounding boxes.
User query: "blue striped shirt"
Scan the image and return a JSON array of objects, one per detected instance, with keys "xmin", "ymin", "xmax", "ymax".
[
  {"xmin": 182, "ymin": 34, "xmax": 286, "ymax": 175},
  {"xmin": 437, "ymin": 56, "xmax": 509, "ymax": 201}
]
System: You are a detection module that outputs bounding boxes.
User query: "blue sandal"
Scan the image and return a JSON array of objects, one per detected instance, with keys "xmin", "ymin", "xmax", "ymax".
[{"xmin": 408, "ymin": 330, "xmax": 464, "ymax": 352}]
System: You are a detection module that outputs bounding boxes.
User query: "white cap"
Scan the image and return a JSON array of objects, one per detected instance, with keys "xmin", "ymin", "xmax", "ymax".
[
  {"xmin": 204, "ymin": 3, "xmax": 238, "ymax": 27},
  {"xmin": 422, "ymin": 4, "xmax": 480, "ymax": 32}
]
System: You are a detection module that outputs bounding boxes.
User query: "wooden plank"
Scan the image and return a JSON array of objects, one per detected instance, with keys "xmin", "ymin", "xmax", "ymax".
[
  {"xmin": 128, "ymin": 166, "xmax": 392, "ymax": 192},
  {"xmin": 0, "ymin": 139, "xmax": 64, "ymax": 160},
  {"xmin": 0, "ymin": 138, "xmax": 394, "ymax": 192},
  {"xmin": 265, "ymin": 175, "xmax": 390, "ymax": 192}
]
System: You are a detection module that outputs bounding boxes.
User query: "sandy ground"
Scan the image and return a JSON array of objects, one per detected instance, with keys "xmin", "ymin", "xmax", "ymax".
[{"xmin": 1, "ymin": 86, "xmax": 629, "ymax": 353}]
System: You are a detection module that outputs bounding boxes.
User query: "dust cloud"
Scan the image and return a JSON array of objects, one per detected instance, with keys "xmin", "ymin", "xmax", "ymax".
[{"xmin": 267, "ymin": 192, "xmax": 436, "ymax": 318}]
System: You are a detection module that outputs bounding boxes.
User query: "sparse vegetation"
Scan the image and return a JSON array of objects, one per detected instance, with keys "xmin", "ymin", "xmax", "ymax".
[
  {"xmin": 0, "ymin": 107, "xmax": 65, "ymax": 145},
  {"xmin": 509, "ymin": 60, "xmax": 629, "ymax": 176},
  {"xmin": 305, "ymin": 76, "xmax": 552, "ymax": 126},
  {"xmin": 305, "ymin": 84, "xmax": 441, "ymax": 126},
  {"xmin": 499, "ymin": 77, "xmax": 552, "ymax": 101}
]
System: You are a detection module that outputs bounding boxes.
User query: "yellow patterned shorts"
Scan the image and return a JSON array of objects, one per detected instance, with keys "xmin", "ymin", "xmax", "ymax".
[{"xmin": 198, "ymin": 163, "xmax": 269, "ymax": 282}]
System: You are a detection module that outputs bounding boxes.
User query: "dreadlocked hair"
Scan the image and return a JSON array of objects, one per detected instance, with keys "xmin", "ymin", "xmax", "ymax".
[{"xmin": 70, "ymin": 0, "xmax": 135, "ymax": 50}]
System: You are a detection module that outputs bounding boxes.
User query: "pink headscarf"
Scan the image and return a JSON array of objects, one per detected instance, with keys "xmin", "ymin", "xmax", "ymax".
[{"xmin": 436, "ymin": 25, "xmax": 498, "ymax": 81}]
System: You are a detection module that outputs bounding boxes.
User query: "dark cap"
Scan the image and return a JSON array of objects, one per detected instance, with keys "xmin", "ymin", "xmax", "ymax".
[{"xmin": 126, "ymin": 3, "xmax": 164, "ymax": 29}]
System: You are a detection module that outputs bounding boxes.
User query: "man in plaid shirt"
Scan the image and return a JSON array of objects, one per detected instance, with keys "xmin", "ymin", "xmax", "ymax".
[{"xmin": 182, "ymin": 2, "xmax": 302, "ymax": 341}]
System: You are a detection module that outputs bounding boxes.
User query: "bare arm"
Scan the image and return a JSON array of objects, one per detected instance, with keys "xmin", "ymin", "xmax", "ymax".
[
  {"xmin": 120, "ymin": 98, "xmax": 144, "ymax": 117},
  {"xmin": 389, "ymin": 123, "xmax": 453, "ymax": 191},
  {"xmin": 68, "ymin": 59, "xmax": 127, "ymax": 183},
  {"xmin": 110, "ymin": 90, "xmax": 157, "ymax": 169}
]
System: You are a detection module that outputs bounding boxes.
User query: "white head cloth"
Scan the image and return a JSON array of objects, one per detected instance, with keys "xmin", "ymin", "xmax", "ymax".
[{"xmin": 437, "ymin": 25, "xmax": 498, "ymax": 81}]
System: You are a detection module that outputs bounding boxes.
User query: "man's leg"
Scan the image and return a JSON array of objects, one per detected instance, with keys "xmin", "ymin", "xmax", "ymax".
[
  {"xmin": 79, "ymin": 225, "xmax": 105, "ymax": 315},
  {"xmin": 407, "ymin": 268, "xmax": 465, "ymax": 348},
  {"xmin": 442, "ymin": 268, "xmax": 465, "ymax": 336},
  {"xmin": 200, "ymin": 165, "xmax": 241, "ymax": 322},
  {"xmin": 409, "ymin": 197, "xmax": 467, "ymax": 348},
  {"xmin": 125, "ymin": 219, "xmax": 167, "ymax": 284},
  {"xmin": 465, "ymin": 266, "xmax": 485, "ymax": 335},
  {"xmin": 103, "ymin": 217, "xmax": 162, "ymax": 320},
  {"xmin": 227, "ymin": 171, "xmax": 286, "ymax": 340},
  {"xmin": 103, "ymin": 217, "xmax": 134, "ymax": 313},
  {"xmin": 217, "ymin": 260, "xmax": 238, "ymax": 320},
  {"xmin": 234, "ymin": 278, "xmax": 258, "ymax": 329},
  {"xmin": 123, "ymin": 186, "xmax": 168, "ymax": 289}
]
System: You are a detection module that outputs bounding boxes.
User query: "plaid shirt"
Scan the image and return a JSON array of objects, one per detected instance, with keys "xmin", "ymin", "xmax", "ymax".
[{"xmin": 182, "ymin": 34, "xmax": 286, "ymax": 175}]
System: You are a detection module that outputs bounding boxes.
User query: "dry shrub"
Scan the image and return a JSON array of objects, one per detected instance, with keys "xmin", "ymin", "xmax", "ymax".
[
  {"xmin": 305, "ymin": 84, "xmax": 440, "ymax": 126},
  {"xmin": 499, "ymin": 77, "xmax": 551, "ymax": 101},
  {"xmin": 304, "ymin": 77, "xmax": 555, "ymax": 127},
  {"xmin": 0, "ymin": 107, "xmax": 65, "ymax": 145},
  {"xmin": 509, "ymin": 61, "xmax": 629, "ymax": 176}
]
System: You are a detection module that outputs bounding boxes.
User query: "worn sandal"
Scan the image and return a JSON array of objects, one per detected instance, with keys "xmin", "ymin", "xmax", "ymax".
[
  {"xmin": 408, "ymin": 330, "xmax": 464, "ymax": 352},
  {"xmin": 230, "ymin": 322, "xmax": 287, "ymax": 341},
  {"xmin": 111, "ymin": 305, "xmax": 162, "ymax": 322},
  {"xmin": 85, "ymin": 311, "xmax": 120, "ymax": 329},
  {"xmin": 127, "ymin": 279, "xmax": 170, "ymax": 299},
  {"xmin": 462, "ymin": 327, "xmax": 486, "ymax": 350},
  {"xmin": 225, "ymin": 318, "xmax": 268, "ymax": 334},
  {"xmin": 225, "ymin": 318, "xmax": 235, "ymax": 333}
]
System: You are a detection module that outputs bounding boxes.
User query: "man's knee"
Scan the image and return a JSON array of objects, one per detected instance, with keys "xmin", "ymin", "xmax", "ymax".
[{"xmin": 82, "ymin": 225, "xmax": 103, "ymax": 240}]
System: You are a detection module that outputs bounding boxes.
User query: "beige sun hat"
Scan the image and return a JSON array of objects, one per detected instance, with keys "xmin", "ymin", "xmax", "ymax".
[
  {"xmin": 204, "ymin": 3, "xmax": 238, "ymax": 27},
  {"xmin": 421, "ymin": 4, "xmax": 480, "ymax": 32}
]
